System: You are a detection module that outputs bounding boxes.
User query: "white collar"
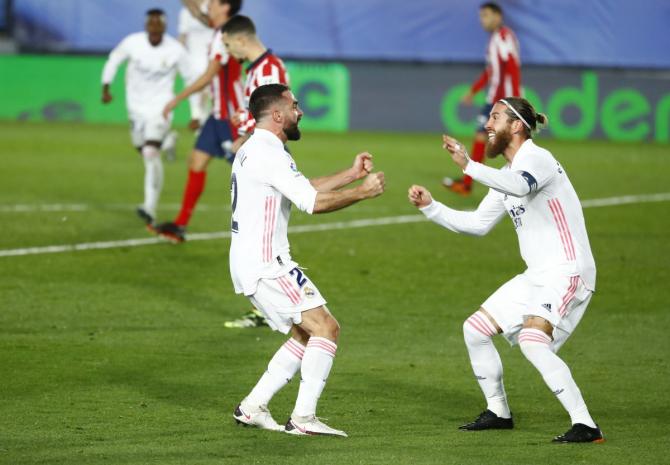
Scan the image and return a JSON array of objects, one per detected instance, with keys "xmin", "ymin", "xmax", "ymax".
[{"xmin": 253, "ymin": 128, "xmax": 285, "ymax": 149}]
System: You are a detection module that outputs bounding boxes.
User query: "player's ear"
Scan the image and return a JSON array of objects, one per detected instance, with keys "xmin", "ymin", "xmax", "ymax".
[{"xmin": 272, "ymin": 108, "xmax": 282, "ymax": 123}]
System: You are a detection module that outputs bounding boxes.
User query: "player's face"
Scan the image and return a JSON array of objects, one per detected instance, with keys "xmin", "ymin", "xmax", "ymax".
[
  {"xmin": 145, "ymin": 15, "xmax": 166, "ymax": 46},
  {"xmin": 479, "ymin": 8, "xmax": 501, "ymax": 32},
  {"xmin": 484, "ymin": 104, "xmax": 513, "ymax": 158},
  {"xmin": 209, "ymin": 0, "xmax": 231, "ymax": 22},
  {"xmin": 222, "ymin": 32, "xmax": 245, "ymax": 60},
  {"xmin": 281, "ymin": 91, "xmax": 303, "ymax": 141}
]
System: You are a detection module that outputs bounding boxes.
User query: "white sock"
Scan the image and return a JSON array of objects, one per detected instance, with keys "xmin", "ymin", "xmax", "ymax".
[
  {"xmin": 518, "ymin": 328, "xmax": 597, "ymax": 428},
  {"xmin": 245, "ymin": 338, "xmax": 304, "ymax": 407},
  {"xmin": 463, "ymin": 312, "xmax": 511, "ymax": 418},
  {"xmin": 292, "ymin": 337, "xmax": 337, "ymax": 418},
  {"xmin": 141, "ymin": 145, "xmax": 163, "ymax": 217}
]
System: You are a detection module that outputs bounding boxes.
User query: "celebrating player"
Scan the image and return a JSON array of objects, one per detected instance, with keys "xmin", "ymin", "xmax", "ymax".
[
  {"xmin": 153, "ymin": 0, "xmax": 243, "ymax": 243},
  {"xmin": 443, "ymin": 2, "xmax": 522, "ymax": 195},
  {"xmin": 409, "ymin": 98, "xmax": 604, "ymax": 443},
  {"xmin": 101, "ymin": 8, "xmax": 194, "ymax": 228},
  {"xmin": 231, "ymin": 84, "xmax": 385, "ymax": 436}
]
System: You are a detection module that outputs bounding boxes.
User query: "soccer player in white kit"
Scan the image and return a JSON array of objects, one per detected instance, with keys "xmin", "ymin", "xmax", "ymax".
[
  {"xmin": 101, "ymin": 9, "xmax": 194, "ymax": 228},
  {"xmin": 408, "ymin": 97, "xmax": 604, "ymax": 443},
  {"xmin": 178, "ymin": 0, "xmax": 213, "ymax": 129},
  {"xmin": 230, "ymin": 84, "xmax": 385, "ymax": 436}
]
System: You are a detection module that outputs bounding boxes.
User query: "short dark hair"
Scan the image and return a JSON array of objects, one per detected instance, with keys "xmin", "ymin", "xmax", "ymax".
[
  {"xmin": 146, "ymin": 8, "xmax": 166, "ymax": 17},
  {"xmin": 249, "ymin": 84, "xmax": 290, "ymax": 121},
  {"xmin": 480, "ymin": 2, "xmax": 503, "ymax": 15},
  {"xmin": 213, "ymin": 0, "xmax": 242, "ymax": 16},
  {"xmin": 498, "ymin": 97, "xmax": 549, "ymax": 138},
  {"xmin": 221, "ymin": 14, "xmax": 256, "ymax": 35}
]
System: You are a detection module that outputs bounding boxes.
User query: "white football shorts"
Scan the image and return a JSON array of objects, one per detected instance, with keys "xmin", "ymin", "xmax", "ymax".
[
  {"xmin": 481, "ymin": 270, "xmax": 593, "ymax": 351},
  {"xmin": 248, "ymin": 268, "xmax": 327, "ymax": 334},
  {"xmin": 129, "ymin": 114, "xmax": 171, "ymax": 148}
]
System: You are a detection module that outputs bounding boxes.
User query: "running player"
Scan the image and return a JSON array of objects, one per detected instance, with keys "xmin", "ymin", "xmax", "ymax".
[
  {"xmin": 101, "ymin": 8, "xmax": 194, "ymax": 228},
  {"xmin": 409, "ymin": 97, "xmax": 604, "ymax": 443}
]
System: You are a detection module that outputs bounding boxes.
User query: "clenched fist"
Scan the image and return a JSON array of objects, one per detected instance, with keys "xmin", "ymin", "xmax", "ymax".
[
  {"xmin": 408, "ymin": 185, "xmax": 433, "ymax": 208},
  {"xmin": 361, "ymin": 172, "xmax": 385, "ymax": 198}
]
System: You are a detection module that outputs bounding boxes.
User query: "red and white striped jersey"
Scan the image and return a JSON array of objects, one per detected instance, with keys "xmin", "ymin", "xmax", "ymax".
[
  {"xmin": 208, "ymin": 29, "xmax": 243, "ymax": 123},
  {"xmin": 421, "ymin": 139, "xmax": 596, "ymax": 290},
  {"xmin": 229, "ymin": 129, "xmax": 317, "ymax": 296},
  {"xmin": 471, "ymin": 25, "xmax": 522, "ymax": 103},
  {"xmin": 237, "ymin": 50, "xmax": 290, "ymax": 135}
]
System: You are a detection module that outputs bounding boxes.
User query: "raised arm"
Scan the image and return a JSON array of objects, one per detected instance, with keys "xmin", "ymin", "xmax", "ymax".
[
  {"xmin": 310, "ymin": 152, "xmax": 373, "ymax": 192},
  {"xmin": 313, "ymin": 172, "xmax": 385, "ymax": 213},
  {"xmin": 181, "ymin": 0, "xmax": 209, "ymax": 27}
]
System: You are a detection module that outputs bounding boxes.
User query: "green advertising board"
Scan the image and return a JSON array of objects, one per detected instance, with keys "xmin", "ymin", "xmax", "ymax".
[{"xmin": 0, "ymin": 55, "xmax": 350, "ymax": 132}]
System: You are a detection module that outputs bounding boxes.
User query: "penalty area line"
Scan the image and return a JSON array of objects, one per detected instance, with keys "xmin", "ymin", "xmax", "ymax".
[{"xmin": 1, "ymin": 192, "xmax": 669, "ymax": 258}]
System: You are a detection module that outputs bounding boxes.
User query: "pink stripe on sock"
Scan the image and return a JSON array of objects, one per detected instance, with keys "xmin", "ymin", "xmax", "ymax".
[
  {"xmin": 471, "ymin": 312, "xmax": 497, "ymax": 335},
  {"xmin": 285, "ymin": 339, "xmax": 305, "ymax": 358}
]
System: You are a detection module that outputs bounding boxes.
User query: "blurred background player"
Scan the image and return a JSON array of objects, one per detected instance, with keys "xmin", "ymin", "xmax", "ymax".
[
  {"xmin": 178, "ymin": 0, "xmax": 213, "ymax": 131},
  {"xmin": 443, "ymin": 2, "xmax": 522, "ymax": 195},
  {"xmin": 153, "ymin": 0, "xmax": 243, "ymax": 243},
  {"xmin": 101, "ymin": 8, "xmax": 194, "ymax": 228},
  {"xmin": 221, "ymin": 14, "xmax": 290, "ymax": 152}
]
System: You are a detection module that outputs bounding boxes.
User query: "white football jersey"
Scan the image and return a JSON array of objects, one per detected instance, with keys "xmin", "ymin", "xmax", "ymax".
[
  {"xmin": 177, "ymin": 6, "xmax": 212, "ymax": 74},
  {"xmin": 229, "ymin": 129, "xmax": 318, "ymax": 295},
  {"xmin": 422, "ymin": 139, "xmax": 596, "ymax": 290},
  {"xmin": 101, "ymin": 32, "xmax": 193, "ymax": 119}
]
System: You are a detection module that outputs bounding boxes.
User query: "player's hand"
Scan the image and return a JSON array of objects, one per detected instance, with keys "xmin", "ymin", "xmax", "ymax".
[
  {"xmin": 408, "ymin": 185, "xmax": 433, "ymax": 208},
  {"xmin": 188, "ymin": 118, "xmax": 201, "ymax": 131},
  {"xmin": 442, "ymin": 134, "xmax": 470, "ymax": 170},
  {"xmin": 163, "ymin": 99, "xmax": 178, "ymax": 120},
  {"xmin": 101, "ymin": 90, "xmax": 112, "ymax": 104},
  {"xmin": 361, "ymin": 172, "xmax": 385, "ymax": 198},
  {"xmin": 351, "ymin": 152, "xmax": 373, "ymax": 180},
  {"xmin": 231, "ymin": 110, "xmax": 244, "ymax": 126}
]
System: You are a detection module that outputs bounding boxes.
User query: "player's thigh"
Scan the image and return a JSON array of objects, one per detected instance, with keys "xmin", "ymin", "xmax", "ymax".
[
  {"xmin": 249, "ymin": 267, "xmax": 327, "ymax": 335},
  {"xmin": 194, "ymin": 116, "xmax": 233, "ymax": 161},
  {"xmin": 144, "ymin": 116, "xmax": 170, "ymax": 143},
  {"xmin": 481, "ymin": 274, "xmax": 532, "ymax": 344},
  {"xmin": 188, "ymin": 149, "xmax": 212, "ymax": 171}
]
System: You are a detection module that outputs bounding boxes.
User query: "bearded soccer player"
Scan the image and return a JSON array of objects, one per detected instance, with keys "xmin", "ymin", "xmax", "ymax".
[
  {"xmin": 101, "ymin": 9, "xmax": 194, "ymax": 228},
  {"xmin": 221, "ymin": 14, "xmax": 290, "ymax": 151},
  {"xmin": 230, "ymin": 84, "xmax": 385, "ymax": 436},
  {"xmin": 443, "ymin": 2, "xmax": 522, "ymax": 195},
  {"xmin": 409, "ymin": 98, "xmax": 604, "ymax": 443},
  {"xmin": 153, "ymin": 0, "xmax": 243, "ymax": 243}
]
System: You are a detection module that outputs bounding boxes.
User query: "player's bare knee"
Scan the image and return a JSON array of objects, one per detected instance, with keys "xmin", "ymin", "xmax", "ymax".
[{"xmin": 522, "ymin": 316, "xmax": 553, "ymax": 338}]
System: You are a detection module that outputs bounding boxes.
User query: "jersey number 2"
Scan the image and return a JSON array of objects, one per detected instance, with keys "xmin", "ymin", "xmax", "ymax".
[{"xmin": 231, "ymin": 173, "xmax": 239, "ymax": 233}]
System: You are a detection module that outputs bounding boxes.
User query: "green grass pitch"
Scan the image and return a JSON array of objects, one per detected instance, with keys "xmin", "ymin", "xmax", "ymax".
[{"xmin": 1, "ymin": 121, "xmax": 669, "ymax": 464}]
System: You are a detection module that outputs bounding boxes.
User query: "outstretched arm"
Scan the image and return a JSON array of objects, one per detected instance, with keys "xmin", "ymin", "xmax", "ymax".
[
  {"xmin": 163, "ymin": 58, "xmax": 220, "ymax": 118},
  {"xmin": 310, "ymin": 152, "xmax": 373, "ymax": 192},
  {"xmin": 408, "ymin": 185, "xmax": 505, "ymax": 236}
]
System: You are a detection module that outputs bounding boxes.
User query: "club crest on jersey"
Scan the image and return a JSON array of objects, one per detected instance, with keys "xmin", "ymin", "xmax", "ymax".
[
  {"xmin": 303, "ymin": 286, "xmax": 315, "ymax": 298},
  {"xmin": 508, "ymin": 204, "xmax": 526, "ymax": 229}
]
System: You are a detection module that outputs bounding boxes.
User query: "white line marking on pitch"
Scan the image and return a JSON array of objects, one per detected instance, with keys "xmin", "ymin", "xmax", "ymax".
[
  {"xmin": 0, "ymin": 203, "xmax": 227, "ymax": 213},
  {"xmin": 1, "ymin": 192, "xmax": 669, "ymax": 258}
]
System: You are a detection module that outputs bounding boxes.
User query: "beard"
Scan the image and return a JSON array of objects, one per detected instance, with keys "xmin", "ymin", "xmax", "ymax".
[
  {"xmin": 284, "ymin": 122, "xmax": 301, "ymax": 141},
  {"xmin": 485, "ymin": 127, "xmax": 512, "ymax": 158}
]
